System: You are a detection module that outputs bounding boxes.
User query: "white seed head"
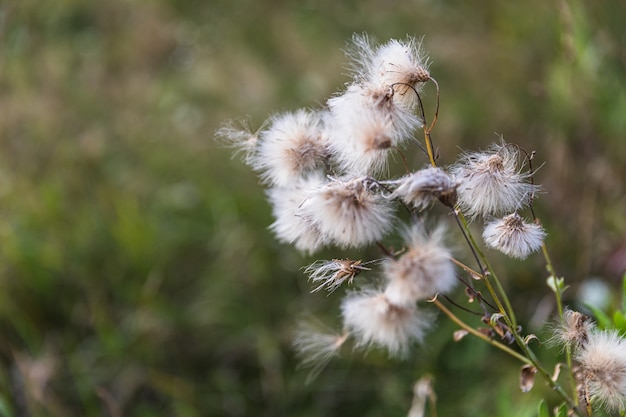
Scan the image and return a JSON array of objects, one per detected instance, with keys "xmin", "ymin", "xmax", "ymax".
[
  {"xmin": 383, "ymin": 223, "xmax": 456, "ymax": 306},
  {"xmin": 576, "ymin": 330, "xmax": 626, "ymax": 413},
  {"xmin": 304, "ymin": 177, "xmax": 395, "ymax": 249},
  {"xmin": 254, "ymin": 109, "xmax": 329, "ymax": 187},
  {"xmin": 304, "ymin": 259, "xmax": 372, "ymax": 293},
  {"xmin": 340, "ymin": 289, "xmax": 431, "ymax": 357},
  {"xmin": 267, "ymin": 174, "xmax": 328, "ymax": 254},
  {"xmin": 346, "ymin": 34, "xmax": 430, "ymax": 110},
  {"xmin": 550, "ymin": 309, "xmax": 594, "ymax": 349},
  {"xmin": 482, "ymin": 213, "xmax": 546, "ymax": 259},
  {"xmin": 384, "ymin": 167, "xmax": 457, "ymax": 210},
  {"xmin": 326, "ymin": 84, "xmax": 422, "ymax": 176},
  {"xmin": 451, "ymin": 142, "xmax": 540, "ymax": 219}
]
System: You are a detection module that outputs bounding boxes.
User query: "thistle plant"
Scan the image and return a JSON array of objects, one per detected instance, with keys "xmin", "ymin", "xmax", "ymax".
[{"xmin": 217, "ymin": 34, "xmax": 626, "ymax": 417}]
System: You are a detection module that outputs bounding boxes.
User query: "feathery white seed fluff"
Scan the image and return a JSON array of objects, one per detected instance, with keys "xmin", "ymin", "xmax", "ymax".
[
  {"xmin": 550, "ymin": 309, "xmax": 594, "ymax": 349},
  {"xmin": 304, "ymin": 177, "xmax": 395, "ymax": 249},
  {"xmin": 383, "ymin": 223, "xmax": 456, "ymax": 306},
  {"xmin": 326, "ymin": 83, "xmax": 422, "ymax": 176},
  {"xmin": 451, "ymin": 142, "xmax": 540, "ymax": 219},
  {"xmin": 482, "ymin": 213, "xmax": 546, "ymax": 259},
  {"xmin": 267, "ymin": 174, "xmax": 328, "ymax": 254},
  {"xmin": 346, "ymin": 34, "xmax": 430, "ymax": 110},
  {"xmin": 215, "ymin": 120, "xmax": 259, "ymax": 166},
  {"xmin": 383, "ymin": 166, "xmax": 457, "ymax": 210},
  {"xmin": 341, "ymin": 289, "xmax": 430, "ymax": 357},
  {"xmin": 304, "ymin": 259, "xmax": 372, "ymax": 293},
  {"xmin": 293, "ymin": 321, "xmax": 348, "ymax": 383},
  {"xmin": 254, "ymin": 109, "xmax": 329, "ymax": 187},
  {"xmin": 576, "ymin": 330, "xmax": 626, "ymax": 413}
]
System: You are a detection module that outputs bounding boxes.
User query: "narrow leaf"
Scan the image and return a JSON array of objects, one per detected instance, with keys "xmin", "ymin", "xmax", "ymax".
[
  {"xmin": 555, "ymin": 402, "xmax": 568, "ymax": 417},
  {"xmin": 537, "ymin": 400, "xmax": 549, "ymax": 417},
  {"xmin": 613, "ymin": 311, "xmax": 626, "ymax": 333},
  {"xmin": 584, "ymin": 303, "xmax": 612, "ymax": 329}
]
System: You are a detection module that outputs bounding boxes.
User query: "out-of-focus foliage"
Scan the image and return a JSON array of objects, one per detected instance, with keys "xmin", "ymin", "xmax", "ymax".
[{"xmin": 0, "ymin": 0, "xmax": 624, "ymax": 416}]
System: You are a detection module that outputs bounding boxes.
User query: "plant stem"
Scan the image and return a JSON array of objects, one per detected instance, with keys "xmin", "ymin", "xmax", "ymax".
[
  {"xmin": 432, "ymin": 298, "xmax": 529, "ymax": 364},
  {"xmin": 455, "ymin": 210, "xmax": 518, "ymax": 329},
  {"xmin": 542, "ymin": 241, "xmax": 579, "ymax": 408}
]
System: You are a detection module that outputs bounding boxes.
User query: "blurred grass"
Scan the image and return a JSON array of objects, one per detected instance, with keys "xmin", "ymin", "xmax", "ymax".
[{"xmin": 0, "ymin": 0, "xmax": 625, "ymax": 416}]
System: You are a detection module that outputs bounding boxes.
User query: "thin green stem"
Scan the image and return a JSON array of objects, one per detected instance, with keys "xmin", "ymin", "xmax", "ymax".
[
  {"xmin": 455, "ymin": 210, "xmax": 518, "ymax": 329},
  {"xmin": 542, "ymin": 242, "xmax": 564, "ymax": 320},
  {"xmin": 432, "ymin": 298, "xmax": 529, "ymax": 364},
  {"xmin": 542, "ymin": 241, "xmax": 579, "ymax": 408},
  {"xmin": 424, "ymin": 129, "xmax": 437, "ymax": 168}
]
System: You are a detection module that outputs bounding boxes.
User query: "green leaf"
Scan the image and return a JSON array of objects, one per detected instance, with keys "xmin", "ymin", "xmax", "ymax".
[
  {"xmin": 585, "ymin": 303, "xmax": 613, "ymax": 329},
  {"xmin": 537, "ymin": 400, "xmax": 550, "ymax": 417},
  {"xmin": 0, "ymin": 395, "xmax": 13, "ymax": 417},
  {"xmin": 555, "ymin": 403, "xmax": 568, "ymax": 417},
  {"xmin": 547, "ymin": 275, "xmax": 563, "ymax": 293},
  {"xmin": 613, "ymin": 311, "xmax": 626, "ymax": 333}
]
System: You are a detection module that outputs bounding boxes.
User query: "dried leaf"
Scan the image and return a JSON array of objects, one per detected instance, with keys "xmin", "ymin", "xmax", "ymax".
[
  {"xmin": 551, "ymin": 363, "xmax": 563, "ymax": 382},
  {"xmin": 520, "ymin": 364, "xmax": 537, "ymax": 393},
  {"xmin": 489, "ymin": 313, "xmax": 504, "ymax": 327},
  {"xmin": 453, "ymin": 330, "xmax": 469, "ymax": 342},
  {"xmin": 477, "ymin": 327, "xmax": 492, "ymax": 338},
  {"xmin": 470, "ymin": 272, "xmax": 482, "ymax": 281},
  {"xmin": 524, "ymin": 334, "xmax": 540, "ymax": 345}
]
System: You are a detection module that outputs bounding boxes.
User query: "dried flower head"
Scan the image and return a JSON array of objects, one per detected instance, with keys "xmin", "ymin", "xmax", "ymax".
[
  {"xmin": 254, "ymin": 109, "xmax": 329, "ymax": 187},
  {"xmin": 326, "ymin": 84, "xmax": 421, "ymax": 175},
  {"xmin": 383, "ymin": 166, "xmax": 457, "ymax": 210},
  {"xmin": 304, "ymin": 259, "xmax": 374, "ymax": 293},
  {"xmin": 304, "ymin": 177, "xmax": 395, "ymax": 249},
  {"xmin": 550, "ymin": 309, "xmax": 594, "ymax": 349},
  {"xmin": 341, "ymin": 289, "xmax": 431, "ymax": 357},
  {"xmin": 451, "ymin": 142, "xmax": 540, "ymax": 219},
  {"xmin": 347, "ymin": 34, "xmax": 430, "ymax": 110},
  {"xmin": 293, "ymin": 321, "xmax": 349, "ymax": 383},
  {"xmin": 267, "ymin": 175, "xmax": 328, "ymax": 254},
  {"xmin": 383, "ymin": 223, "xmax": 456, "ymax": 306},
  {"xmin": 576, "ymin": 330, "xmax": 626, "ymax": 413},
  {"xmin": 482, "ymin": 212, "xmax": 546, "ymax": 259}
]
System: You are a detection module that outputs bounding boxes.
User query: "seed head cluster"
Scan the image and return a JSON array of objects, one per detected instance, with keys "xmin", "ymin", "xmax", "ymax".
[
  {"xmin": 551, "ymin": 310, "xmax": 626, "ymax": 413},
  {"xmin": 219, "ymin": 34, "xmax": 553, "ymax": 382}
]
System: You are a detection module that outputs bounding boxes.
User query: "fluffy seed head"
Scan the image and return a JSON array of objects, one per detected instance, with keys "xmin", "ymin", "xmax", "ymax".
[
  {"xmin": 267, "ymin": 174, "xmax": 328, "ymax": 254},
  {"xmin": 304, "ymin": 259, "xmax": 372, "ymax": 293},
  {"xmin": 384, "ymin": 166, "xmax": 457, "ymax": 210},
  {"xmin": 451, "ymin": 142, "xmax": 540, "ymax": 219},
  {"xmin": 482, "ymin": 213, "xmax": 546, "ymax": 259},
  {"xmin": 304, "ymin": 177, "xmax": 395, "ymax": 249},
  {"xmin": 550, "ymin": 309, "xmax": 594, "ymax": 349},
  {"xmin": 341, "ymin": 289, "xmax": 431, "ymax": 357},
  {"xmin": 383, "ymin": 223, "xmax": 456, "ymax": 306},
  {"xmin": 347, "ymin": 34, "xmax": 430, "ymax": 110},
  {"xmin": 326, "ymin": 84, "xmax": 422, "ymax": 176},
  {"xmin": 576, "ymin": 330, "xmax": 626, "ymax": 413},
  {"xmin": 255, "ymin": 110, "xmax": 329, "ymax": 187}
]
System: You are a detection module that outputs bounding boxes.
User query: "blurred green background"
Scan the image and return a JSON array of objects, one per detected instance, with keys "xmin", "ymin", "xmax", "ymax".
[{"xmin": 1, "ymin": 0, "xmax": 625, "ymax": 416}]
